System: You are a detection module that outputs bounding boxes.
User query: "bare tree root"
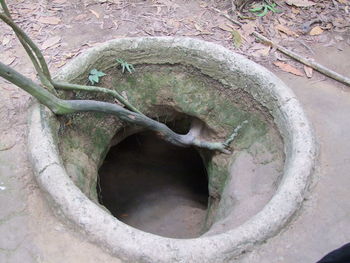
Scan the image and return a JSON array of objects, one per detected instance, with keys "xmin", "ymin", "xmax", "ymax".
[
  {"xmin": 0, "ymin": 0, "xmax": 247, "ymax": 154},
  {"xmin": 0, "ymin": 61, "xmax": 242, "ymax": 153},
  {"xmin": 53, "ymin": 82, "xmax": 143, "ymax": 114},
  {"xmin": 215, "ymin": 9, "xmax": 350, "ymax": 87}
]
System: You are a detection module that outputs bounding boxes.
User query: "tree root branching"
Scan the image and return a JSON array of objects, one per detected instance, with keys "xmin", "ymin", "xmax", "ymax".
[
  {"xmin": 53, "ymin": 81, "xmax": 142, "ymax": 114},
  {"xmin": 0, "ymin": 61, "xmax": 244, "ymax": 154},
  {"xmin": 0, "ymin": 0, "xmax": 247, "ymax": 154}
]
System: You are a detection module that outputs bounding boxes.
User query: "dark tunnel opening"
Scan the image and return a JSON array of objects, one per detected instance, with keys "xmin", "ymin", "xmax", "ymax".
[{"xmin": 98, "ymin": 130, "xmax": 209, "ymax": 238}]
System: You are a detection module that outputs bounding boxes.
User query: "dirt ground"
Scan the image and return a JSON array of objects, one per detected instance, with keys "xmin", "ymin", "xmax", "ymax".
[{"xmin": 1, "ymin": 0, "xmax": 350, "ymax": 262}]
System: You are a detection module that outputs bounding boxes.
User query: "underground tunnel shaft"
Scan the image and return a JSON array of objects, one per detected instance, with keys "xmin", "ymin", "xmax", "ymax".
[
  {"xmin": 98, "ymin": 129, "xmax": 210, "ymax": 239},
  {"xmin": 28, "ymin": 37, "xmax": 316, "ymax": 263}
]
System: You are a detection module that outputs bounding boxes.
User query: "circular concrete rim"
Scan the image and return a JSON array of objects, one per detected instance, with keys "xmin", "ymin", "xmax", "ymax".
[{"xmin": 28, "ymin": 37, "xmax": 316, "ymax": 263}]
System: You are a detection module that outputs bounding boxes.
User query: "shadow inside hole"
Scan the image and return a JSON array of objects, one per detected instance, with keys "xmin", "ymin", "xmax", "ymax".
[{"xmin": 97, "ymin": 131, "xmax": 209, "ymax": 239}]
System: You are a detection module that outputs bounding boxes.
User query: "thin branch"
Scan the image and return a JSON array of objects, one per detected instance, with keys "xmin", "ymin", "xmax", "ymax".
[
  {"xmin": 0, "ymin": 0, "xmax": 10, "ymax": 16},
  {"xmin": 214, "ymin": 9, "xmax": 350, "ymax": 87},
  {"xmin": 53, "ymin": 81, "xmax": 143, "ymax": 114},
  {"xmin": 253, "ymin": 33, "xmax": 350, "ymax": 87}
]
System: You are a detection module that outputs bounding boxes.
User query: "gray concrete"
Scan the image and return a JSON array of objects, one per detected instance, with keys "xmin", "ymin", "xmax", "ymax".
[
  {"xmin": 239, "ymin": 44, "xmax": 350, "ymax": 262},
  {"xmin": 0, "ymin": 38, "xmax": 348, "ymax": 263},
  {"xmin": 27, "ymin": 37, "xmax": 316, "ymax": 262}
]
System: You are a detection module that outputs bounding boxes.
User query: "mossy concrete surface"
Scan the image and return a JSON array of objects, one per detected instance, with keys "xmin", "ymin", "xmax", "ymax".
[
  {"xmin": 28, "ymin": 37, "xmax": 316, "ymax": 263},
  {"xmin": 58, "ymin": 63, "xmax": 279, "ymax": 207}
]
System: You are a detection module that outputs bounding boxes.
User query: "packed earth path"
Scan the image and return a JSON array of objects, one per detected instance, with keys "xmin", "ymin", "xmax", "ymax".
[{"xmin": 0, "ymin": 0, "xmax": 350, "ymax": 262}]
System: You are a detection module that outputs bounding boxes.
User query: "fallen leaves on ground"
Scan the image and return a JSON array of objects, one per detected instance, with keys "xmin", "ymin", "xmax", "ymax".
[
  {"xmin": 53, "ymin": 0, "xmax": 67, "ymax": 3},
  {"xmin": 250, "ymin": 43, "xmax": 271, "ymax": 57},
  {"xmin": 89, "ymin": 9, "xmax": 100, "ymax": 18},
  {"xmin": 3, "ymin": 56, "xmax": 16, "ymax": 66},
  {"xmin": 273, "ymin": 61, "xmax": 304, "ymax": 76},
  {"xmin": 218, "ymin": 23, "xmax": 234, "ymax": 32},
  {"xmin": 42, "ymin": 36, "xmax": 61, "ymax": 49},
  {"xmin": 309, "ymin": 26, "xmax": 324, "ymax": 35},
  {"xmin": 74, "ymin": 14, "xmax": 87, "ymax": 21},
  {"xmin": 285, "ymin": 0, "xmax": 316, "ymax": 7},
  {"xmin": 2, "ymin": 35, "xmax": 11, "ymax": 46},
  {"xmin": 231, "ymin": 30, "xmax": 243, "ymax": 48},
  {"xmin": 194, "ymin": 23, "xmax": 212, "ymax": 35},
  {"xmin": 38, "ymin": 16, "xmax": 61, "ymax": 25},
  {"xmin": 55, "ymin": 60, "xmax": 67, "ymax": 68},
  {"xmin": 304, "ymin": 65, "xmax": 313, "ymax": 78},
  {"xmin": 275, "ymin": 24, "xmax": 299, "ymax": 37},
  {"xmin": 241, "ymin": 22, "xmax": 256, "ymax": 36}
]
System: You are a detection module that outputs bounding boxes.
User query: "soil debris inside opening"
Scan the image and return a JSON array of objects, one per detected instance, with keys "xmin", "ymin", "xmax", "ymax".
[{"xmin": 97, "ymin": 130, "xmax": 210, "ymax": 239}]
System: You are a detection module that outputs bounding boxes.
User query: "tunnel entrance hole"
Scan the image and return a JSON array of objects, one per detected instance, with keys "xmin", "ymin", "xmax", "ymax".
[{"xmin": 97, "ymin": 115, "xmax": 210, "ymax": 239}]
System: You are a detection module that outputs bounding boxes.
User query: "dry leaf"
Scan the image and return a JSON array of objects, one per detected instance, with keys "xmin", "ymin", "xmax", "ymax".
[
  {"xmin": 273, "ymin": 61, "xmax": 304, "ymax": 76},
  {"xmin": 2, "ymin": 35, "xmax": 11, "ymax": 45},
  {"xmin": 231, "ymin": 30, "xmax": 243, "ymax": 48},
  {"xmin": 332, "ymin": 18, "xmax": 348, "ymax": 28},
  {"xmin": 304, "ymin": 65, "xmax": 313, "ymax": 78},
  {"xmin": 167, "ymin": 18, "xmax": 180, "ymax": 29},
  {"xmin": 335, "ymin": 35, "xmax": 344, "ymax": 41},
  {"xmin": 53, "ymin": 0, "xmax": 67, "ymax": 3},
  {"xmin": 250, "ymin": 43, "xmax": 271, "ymax": 57},
  {"xmin": 113, "ymin": 20, "xmax": 119, "ymax": 29},
  {"xmin": 183, "ymin": 32, "xmax": 202, "ymax": 36},
  {"xmin": 3, "ymin": 56, "xmax": 16, "ymax": 66},
  {"xmin": 194, "ymin": 23, "xmax": 212, "ymax": 35},
  {"xmin": 56, "ymin": 60, "xmax": 67, "ymax": 68},
  {"xmin": 89, "ymin": 9, "xmax": 100, "ymax": 18},
  {"xmin": 199, "ymin": 1, "xmax": 208, "ymax": 8},
  {"xmin": 38, "ymin": 16, "xmax": 61, "ymax": 25},
  {"xmin": 286, "ymin": 0, "xmax": 315, "ymax": 7},
  {"xmin": 276, "ymin": 24, "xmax": 299, "ymax": 37},
  {"xmin": 194, "ymin": 23, "xmax": 203, "ymax": 31},
  {"xmin": 218, "ymin": 24, "xmax": 234, "ymax": 32},
  {"xmin": 42, "ymin": 36, "xmax": 61, "ymax": 49},
  {"xmin": 74, "ymin": 14, "xmax": 87, "ymax": 21},
  {"xmin": 291, "ymin": 7, "xmax": 300, "ymax": 14},
  {"xmin": 241, "ymin": 22, "xmax": 256, "ymax": 36},
  {"xmin": 309, "ymin": 26, "xmax": 324, "ymax": 36}
]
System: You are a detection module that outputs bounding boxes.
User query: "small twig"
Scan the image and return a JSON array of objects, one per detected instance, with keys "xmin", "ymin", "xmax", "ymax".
[
  {"xmin": 254, "ymin": 33, "xmax": 350, "ymax": 87},
  {"xmin": 53, "ymin": 81, "xmax": 143, "ymax": 114},
  {"xmin": 214, "ymin": 9, "xmax": 350, "ymax": 87},
  {"xmin": 213, "ymin": 8, "xmax": 243, "ymax": 27}
]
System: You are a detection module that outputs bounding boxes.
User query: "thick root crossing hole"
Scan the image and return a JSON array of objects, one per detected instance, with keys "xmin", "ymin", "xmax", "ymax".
[{"xmin": 98, "ymin": 131, "xmax": 209, "ymax": 238}]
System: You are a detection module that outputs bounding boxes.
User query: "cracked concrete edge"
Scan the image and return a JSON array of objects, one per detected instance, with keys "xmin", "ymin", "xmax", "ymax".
[{"xmin": 27, "ymin": 37, "xmax": 317, "ymax": 263}]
